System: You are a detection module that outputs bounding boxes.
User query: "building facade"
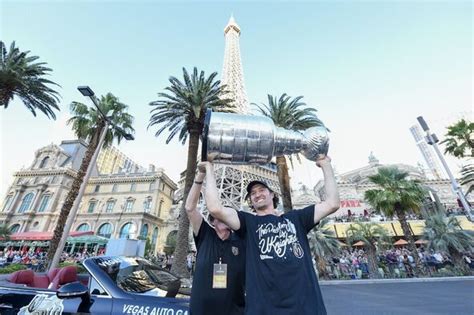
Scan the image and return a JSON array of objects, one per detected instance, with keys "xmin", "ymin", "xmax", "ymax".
[
  {"xmin": 0, "ymin": 141, "xmax": 179, "ymax": 254},
  {"xmin": 0, "ymin": 140, "xmax": 91, "ymax": 234}
]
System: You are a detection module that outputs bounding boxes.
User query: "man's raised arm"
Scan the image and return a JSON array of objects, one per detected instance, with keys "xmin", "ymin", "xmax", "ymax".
[
  {"xmin": 314, "ymin": 156, "xmax": 340, "ymax": 224},
  {"xmin": 185, "ymin": 167, "xmax": 205, "ymax": 235},
  {"xmin": 200, "ymin": 161, "xmax": 241, "ymax": 231}
]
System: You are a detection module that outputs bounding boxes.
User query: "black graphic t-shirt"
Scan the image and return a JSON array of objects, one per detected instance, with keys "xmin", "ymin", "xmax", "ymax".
[
  {"xmin": 236, "ymin": 205, "xmax": 326, "ymax": 315},
  {"xmin": 190, "ymin": 221, "xmax": 246, "ymax": 315}
]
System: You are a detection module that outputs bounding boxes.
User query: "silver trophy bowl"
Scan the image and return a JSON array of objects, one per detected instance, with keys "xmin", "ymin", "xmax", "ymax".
[{"xmin": 201, "ymin": 110, "xmax": 329, "ymax": 164}]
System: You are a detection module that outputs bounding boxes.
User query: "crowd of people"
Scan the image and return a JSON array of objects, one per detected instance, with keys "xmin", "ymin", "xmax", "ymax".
[
  {"xmin": 319, "ymin": 247, "xmax": 474, "ymax": 280},
  {"xmin": 0, "ymin": 248, "xmax": 93, "ymax": 272}
]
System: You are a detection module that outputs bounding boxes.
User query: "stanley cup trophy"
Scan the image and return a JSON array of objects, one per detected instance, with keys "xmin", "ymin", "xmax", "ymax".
[{"xmin": 201, "ymin": 109, "xmax": 329, "ymax": 163}]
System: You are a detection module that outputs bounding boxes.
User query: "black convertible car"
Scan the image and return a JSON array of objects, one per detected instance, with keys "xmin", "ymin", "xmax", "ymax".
[{"xmin": 0, "ymin": 256, "xmax": 190, "ymax": 314}]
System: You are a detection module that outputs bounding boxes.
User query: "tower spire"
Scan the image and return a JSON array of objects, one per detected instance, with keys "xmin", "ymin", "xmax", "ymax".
[{"xmin": 221, "ymin": 15, "xmax": 249, "ymax": 114}]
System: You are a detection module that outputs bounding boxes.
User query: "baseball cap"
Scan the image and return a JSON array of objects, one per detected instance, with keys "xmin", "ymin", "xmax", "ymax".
[{"xmin": 245, "ymin": 180, "xmax": 274, "ymax": 199}]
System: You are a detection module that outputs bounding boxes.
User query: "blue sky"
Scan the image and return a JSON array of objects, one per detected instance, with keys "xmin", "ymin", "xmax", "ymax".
[{"xmin": 1, "ymin": 0, "xmax": 472, "ymax": 197}]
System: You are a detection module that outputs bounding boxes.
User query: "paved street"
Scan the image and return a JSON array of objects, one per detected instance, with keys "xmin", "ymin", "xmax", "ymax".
[{"xmin": 321, "ymin": 278, "xmax": 474, "ymax": 315}]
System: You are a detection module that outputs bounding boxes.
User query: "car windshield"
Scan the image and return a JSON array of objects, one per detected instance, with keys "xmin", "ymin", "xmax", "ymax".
[{"xmin": 93, "ymin": 257, "xmax": 189, "ymax": 296}]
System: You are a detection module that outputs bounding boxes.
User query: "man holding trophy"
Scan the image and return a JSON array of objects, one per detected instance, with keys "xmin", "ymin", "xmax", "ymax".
[{"xmin": 198, "ymin": 110, "xmax": 340, "ymax": 314}]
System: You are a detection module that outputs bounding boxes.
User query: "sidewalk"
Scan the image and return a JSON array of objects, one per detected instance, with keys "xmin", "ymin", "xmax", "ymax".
[{"xmin": 320, "ymin": 275, "xmax": 474, "ymax": 285}]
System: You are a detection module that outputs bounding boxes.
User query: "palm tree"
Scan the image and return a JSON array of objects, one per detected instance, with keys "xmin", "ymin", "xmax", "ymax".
[
  {"xmin": 0, "ymin": 225, "xmax": 12, "ymax": 241},
  {"xmin": 253, "ymin": 93, "xmax": 324, "ymax": 212},
  {"xmin": 308, "ymin": 218, "xmax": 341, "ymax": 279},
  {"xmin": 440, "ymin": 119, "xmax": 473, "ymax": 158},
  {"xmin": 364, "ymin": 167, "xmax": 427, "ymax": 274},
  {"xmin": 423, "ymin": 213, "xmax": 474, "ymax": 272},
  {"xmin": 0, "ymin": 41, "xmax": 60, "ymax": 119},
  {"xmin": 47, "ymin": 93, "xmax": 134, "ymax": 267},
  {"xmin": 149, "ymin": 67, "xmax": 234, "ymax": 277},
  {"xmin": 346, "ymin": 222, "xmax": 390, "ymax": 279},
  {"xmin": 460, "ymin": 164, "xmax": 474, "ymax": 196}
]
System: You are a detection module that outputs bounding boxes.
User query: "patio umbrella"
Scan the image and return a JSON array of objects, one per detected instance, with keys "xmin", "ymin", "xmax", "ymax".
[{"xmin": 393, "ymin": 239, "xmax": 408, "ymax": 246}]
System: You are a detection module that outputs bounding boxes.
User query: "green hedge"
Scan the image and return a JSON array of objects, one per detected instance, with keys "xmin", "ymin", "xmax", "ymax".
[{"xmin": 0, "ymin": 263, "xmax": 27, "ymax": 274}]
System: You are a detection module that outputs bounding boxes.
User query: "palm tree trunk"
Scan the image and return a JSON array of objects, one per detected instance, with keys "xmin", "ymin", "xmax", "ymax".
[
  {"xmin": 367, "ymin": 247, "xmax": 381, "ymax": 279},
  {"xmin": 451, "ymin": 250, "xmax": 469, "ymax": 274},
  {"xmin": 276, "ymin": 156, "xmax": 293, "ymax": 212},
  {"xmin": 395, "ymin": 210, "xmax": 424, "ymax": 276},
  {"xmin": 170, "ymin": 131, "xmax": 200, "ymax": 277},
  {"xmin": 315, "ymin": 255, "xmax": 329, "ymax": 279},
  {"xmin": 46, "ymin": 122, "xmax": 104, "ymax": 268}
]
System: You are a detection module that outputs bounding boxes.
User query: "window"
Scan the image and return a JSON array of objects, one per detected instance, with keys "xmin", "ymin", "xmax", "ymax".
[
  {"xmin": 38, "ymin": 195, "xmax": 51, "ymax": 212},
  {"xmin": 76, "ymin": 223, "xmax": 90, "ymax": 232},
  {"xmin": 119, "ymin": 222, "xmax": 133, "ymax": 239},
  {"xmin": 33, "ymin": 221, "xmax": 39, "ymax": 228},
  {"xmin": 97, "ymin": 223, "xmax": 113, "ymax": 238},
  {"xmin": 87, "ymin": 201, "xmax": 97, "ymax": 213},
  {"xmin": 18, "ymin": 193, "xmax": 34, "ymax": 213},
  {"xmin": 94, "ymin": 185, "xmax": 100, "ymax": 193},
  {"xmin": 51, "ymin": 176, "xmax": 58, "ymax": 184},
  {"xmin": 39, "ymin": 156, "xmax": 49, "ymax": 168},
  {"xmin": 10, "ymin": 224, "xmax": 21, "ymax": 233},
  {"xmin": 2, "ymin": 195, "xmax": 13, "ymax": 212},
  {"xmin": 140, "ymin": 224, "xmax": 149, "ymax": 239},
  {"xmin": 130, "ymin": 183, "xmax": 136, "ymax": 192},
  {"xmin": 158, "ymin": 199, "xmax": 164, "ymax": 217},
  {"xmin": 149, "ymin": 182, "xmax": 155, "ymax": 191},
  {"xmin": 106, "ymin": 200, "xmax": 115, "ymax": 213},
  {"xmin": 112, "ymin": 184, "xmax": 118, "ymax": 192},
  {"xmin": 125, "ymin": 199, "xmax": 134, "ymax": 212},
  {"xmin": 143, "ymin": 197, "xmax": 152, "ymax": 213},
  {"xmin": 151, "ymin": 227, "xmax": 159, "ymax": 245}
]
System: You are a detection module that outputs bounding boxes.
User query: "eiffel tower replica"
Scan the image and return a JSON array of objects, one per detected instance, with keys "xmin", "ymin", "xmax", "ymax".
[{"xmin": 212, "ymin": 15, "xmax": 280, "ymax": 211}]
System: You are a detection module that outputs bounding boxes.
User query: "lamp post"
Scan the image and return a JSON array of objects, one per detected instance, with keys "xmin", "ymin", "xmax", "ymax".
[
  {"xmin": 417, "ymin": 116, "xmax": 473, "ymax": 221},
  {"xmin": 49, "ymin": 86, "xmax": 134, "ymax": 270}
]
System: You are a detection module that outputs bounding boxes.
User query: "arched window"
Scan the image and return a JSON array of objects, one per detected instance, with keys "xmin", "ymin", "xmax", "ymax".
[
  {"xmin": 2, "ymin": 194, "xmax": 14, "ymax": 212},
  {"xmin": 18, "ymin": 193, "xmax": 34, "ymax": 213},
  {"xmin": 38, "ymin": 194, "xmax": 51, "ymax": 212},
  {"xmin": 151, "ymin": 227, "xmax": 159, "ymax": 245},
  {"xmin": 166, "ymin": 230, "xmax": 178, "ymax": 247},
  {"xmin": 119, "ymin": 222, "xmax": 133, "ymax": 239},
  {"xmin": 76, "ymin": 223, "xmax": 90, "ymax": 232},
  {"xmin": 10, "ymin": 224, "xmax": 21, "ymax": 233},
  {"xmin": 97, "ymin": 223, "xmax": 113, "ymax": 238},
  {"xmin": 140, "ymin": 224, "xmax": 149, "ymax": 239},
  {"xmin": 39, "ymin": 156, "xmax": 49, "ymax": 168}
]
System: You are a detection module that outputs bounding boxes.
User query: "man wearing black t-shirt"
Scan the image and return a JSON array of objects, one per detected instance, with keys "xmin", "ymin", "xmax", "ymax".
[
  {"xmin": 186, "ymin": 165, "xmax": 245, "ymax": 315},
  {"xmin": 201, "ymin": 157, "xmax": 339, "ymax": 315}
]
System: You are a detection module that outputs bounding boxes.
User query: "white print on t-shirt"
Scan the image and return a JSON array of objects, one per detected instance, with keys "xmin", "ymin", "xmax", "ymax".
[{"xmin": 256, "ymin": 219, "xmax": 304, "ymax": 260}]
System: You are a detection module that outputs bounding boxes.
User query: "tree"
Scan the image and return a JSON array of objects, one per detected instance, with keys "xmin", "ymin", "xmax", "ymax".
[
  {"xmin": 47, "ymin": 93, "xmax": 134, "ymax": 268},
  {"xmin": 308, "ymin": 218, "xmax": 341, "ymax": 279},
  {"xmin": 0, "ymin": 225, "xmax": 12, "ymax": 241},
  {"xmin": 148, "ymin": 67, "xmax": 234, "ymax": 277},
  {"xmin": 440, "ymin": 119, "xmax": 473, "ymax": 158},
  {"xmin": 0, "ymin": 41, "xmax": 60, "ymax": 119},
  {"xmin": 346, "ymin": 222, "xmax": 390, "ymax": 279},
  {"xmin": 253, "ymin": 93, "xmax": 324, "ymax": 212},
  {"xmin": 460, "ymin": 164, "xmax": 474, "ymax": 196},
  {"xmin": 423, "ymin": 212, "xmax": 474, "ymax": 272},
  {"xmin": 364, "ymin": 167, "xmax": 427, "ymax": 274}
]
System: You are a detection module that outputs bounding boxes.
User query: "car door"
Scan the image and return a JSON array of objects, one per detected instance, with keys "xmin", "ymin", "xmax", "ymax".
[{"xmin": 112, "ymin": 294, "xmax": 189, "ymax": 315}]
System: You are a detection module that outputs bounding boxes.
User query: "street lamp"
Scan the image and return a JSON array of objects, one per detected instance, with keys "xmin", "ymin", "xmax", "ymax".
[
  {"xmin": 417, "ymin": 116, "xmax": 473, "ymax": 221},
  {"xmin": 49, "ymin": 86, "xmax": 134, "ymax": 270}
]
